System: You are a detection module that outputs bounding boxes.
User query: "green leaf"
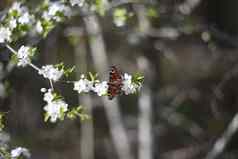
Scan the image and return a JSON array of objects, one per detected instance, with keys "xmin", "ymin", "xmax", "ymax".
[
  {"xmin": 132, "ymin": 72, "xmax": 144, "ymax": 85},
  {"xmin": 29, "ymin": 47, "xmax": 37, "ymax": 57},
  {"xmin": 88, "ymin": 72, "xmax": 98, "ymax": 82},
  {"xmin": 44, "ymin": 112, "xmax": 50, "ymax": 122},
  {"xmin": 10, "ymin": 54, "xmax": 18, "ymax": 64},
  {"xmin": 64, "ymin": 66, "xmax": 75, "ymax": 77},
  {"xmin": 66, "ymin": 105, "xmax": 90, "ymax": 121},
  {"xmin": 52, "ymin": 93, "xmax": 63, "ymax": 101},
  {"xmin": 59, "ymin": 107, "xmax": 65, "ymax": 121}
]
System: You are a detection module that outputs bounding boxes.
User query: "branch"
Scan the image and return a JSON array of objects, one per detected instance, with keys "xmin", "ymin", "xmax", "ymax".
[{"xmin": 205, "ymin": 113, "xmax": 238, "ymax": 159}]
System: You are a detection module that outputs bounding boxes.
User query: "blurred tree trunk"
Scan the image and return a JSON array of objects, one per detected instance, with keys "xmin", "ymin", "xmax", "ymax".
[{"xmin": 84, "ymin": 15, "xmax": 133, "ymax": 159}]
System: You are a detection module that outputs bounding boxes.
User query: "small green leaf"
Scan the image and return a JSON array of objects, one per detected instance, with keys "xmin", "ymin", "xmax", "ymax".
[
  {"xmin": 10, "ymin": 54, "xmax": 18, "ymax": 64},
  {"xmin": 66, "ymin": 105, "xmax": 90, "ymax": 121},
  {"xmin": 64, "ymin": 66, "xmax": 75, "ymax": 77},
  {"xmin": 52, "ymin": 93, "xmax": 63, "ymax": 101},
  {"xmin": 87, "ymin": 72, "xmax": 98, "ymax": 82},
  {"xmin": 44, "ymin": 113, "xmax": 50, "ymax": 122},
  {"xmin": 132, "ymin": 72, "xmax": 144, "ymax": 85}
]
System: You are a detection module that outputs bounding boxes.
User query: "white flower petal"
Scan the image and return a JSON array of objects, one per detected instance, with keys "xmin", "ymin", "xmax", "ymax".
[
  {"xmin": 121, "ymin": 73, "xmax": 138, "ymax": 95},
  {"xmin": 93, "ymin": 81, "xmax": 108, "ymax": 96},
  {"xmin": 38, "ymin": 65, "xmax": 63, "ymax": 82},
  {"xmin": 73, "ymin": 77, "xmax": 93, "ymax": 94},
  {"xmin": 0, "ymin": 27, "xmax": 12, "ymax": 43}
]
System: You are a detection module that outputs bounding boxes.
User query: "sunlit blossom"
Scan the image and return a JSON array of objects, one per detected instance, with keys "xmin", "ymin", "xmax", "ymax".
[
  {"xmin": 9, "ymin": 18, "xmax": 17, "ymax": 30},
  {"xmin": 36, "ymin": 21, "xmax": 43, "ymax": 33},
  {"xmin": 18, "ymin": 12, "xmax": 33, "ymax": 24},
  {"xmin": 74, "ymin": 76, "xmax": 93, "ymax": 94},
  {"xmin": 42, "ymin": 89, "xmax": 68, "ymax": 123},
  {"xmin": 38, "ymin": 65, "xmax": 64, "ymax": 82},
  {"xmin": 0, "ymin": 27, "xmax": 12, "ymax": 43},
  {"xmin": 17, "ymin": 45, "xmax": 31, "ymax": 67},
  {"xmin": 93, "ymin": 81, "xmax": 108, "ymax": 96},
  {"xmin": 122, "ymin": 73, "xmax": 139, "ymax": 95},
  {"xmin": 44, "ymin": 99, "xmax": 68, "ymax": 123}
]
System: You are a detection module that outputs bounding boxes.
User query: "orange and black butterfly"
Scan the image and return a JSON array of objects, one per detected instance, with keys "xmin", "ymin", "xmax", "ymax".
[{"xmin": 107, "ymin": 66, "xmax": 123, "ymax": 100}]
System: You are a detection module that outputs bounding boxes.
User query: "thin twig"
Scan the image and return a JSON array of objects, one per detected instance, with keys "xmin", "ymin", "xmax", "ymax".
[{"xmin": 49, "ymin": 79, "xmax": 54, "ymax": 91}]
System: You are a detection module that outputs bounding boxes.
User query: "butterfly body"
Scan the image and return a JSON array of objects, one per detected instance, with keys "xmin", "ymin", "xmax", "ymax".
[{"xmin": 107, "ymin": 66, "xmax": 123, "ymax": 100}]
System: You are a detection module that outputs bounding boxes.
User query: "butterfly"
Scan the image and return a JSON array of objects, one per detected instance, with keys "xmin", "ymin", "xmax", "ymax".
[{"xmin": 107, "ymin": 66, "xmax": 123, "ymax": 100}]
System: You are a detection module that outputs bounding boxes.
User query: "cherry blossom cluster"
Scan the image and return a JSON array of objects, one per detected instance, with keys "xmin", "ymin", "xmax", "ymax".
[
  {"xmin": 73, "ymin": 74, "xmax": 108, "ymax": 96},
  {"xmin": 0, "ymin": 1, "xmax": 34, "ymax": 43},
  {"xmin": 73, "ymin": 72, "xmax": 143, "ymax": 97},
  {"xmin": 122, "ymin": 73, "xmax": 142, "ymax": 95},
  {"xmin": 41, "ymin": 88, "xmax": 89, "ymax": 123},
  {"xmin": 0, "ymin": 0, "xmax": 85, "ymax": 43},
  {"xmin": 41, "ymin": 88, "xmax": 68, "ymax": 123}
]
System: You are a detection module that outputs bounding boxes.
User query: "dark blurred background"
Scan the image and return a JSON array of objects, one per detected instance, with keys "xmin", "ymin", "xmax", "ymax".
[{"xmin": 2, "ymin": 0, "xmax": 238, "ymax": 159}]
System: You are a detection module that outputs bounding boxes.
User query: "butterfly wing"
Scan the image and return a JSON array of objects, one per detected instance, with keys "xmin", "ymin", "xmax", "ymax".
[{"xmin": 108, "ymin": 66, "xmax": 123, "ymax": 100}]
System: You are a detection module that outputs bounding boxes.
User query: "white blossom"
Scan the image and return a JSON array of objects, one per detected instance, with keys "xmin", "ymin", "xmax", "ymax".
[
  {"xmin": 38, "ymin": 65, "xmax": 64, "ymax": 82},
  {"xmin": 43, "ymin": 89, "xmax": 54, "ymax": 103},
  {"xmin": 42, "ymin": 89, "xmax": 68, "ymax": 123},
  {"xmin": 9, "ymin": 18, "xmax": 17, "ymax": 30},
  {"xmin": 44, "ymin": 99, "xmax": 68, "ymax": 123},
  {"xmin": 93, "ymin": 81, "xmax": 108, "ymax": 96},
  {"xmin": 17, "ymin": 45, "xmax": 31, "ymax": 67},
  {"xmin": 11, "ymin": 147, "xmax": 31, "ymax": 158},
  {"xmin": 74, "ymin": 75, "xmax": 93, "ymax": 94},
  {"xmin": 121, "ymin": 73, "xmax": 138, "ymax": 95},
  {"xmin": 42, "ymin": 11, "xmax": 52, "ymax": 21},
  {"xmin": 9, "ymin": 2, "xmax": 25, "ymax": 15},
  {"xmin": 48, "ymin": 2, "xmax": 65, "ymax": 16},
  {"xmin": 36, "ymin": 21, "xmax": 43, "ymax": 33},
  {"xmin": 18, "ymin": 12, "xmax": 33, "ymax": 25},
  {"xmin": 70, "ymin": 0, "xmax": 85, "ymax": 7},
  {"xmin": 0, "ymin": 27, "xmax": 12, "ymax": 43},
  {"xmin": 42, "ymin": 2, "xmax": 72, "ymax": 21}
]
